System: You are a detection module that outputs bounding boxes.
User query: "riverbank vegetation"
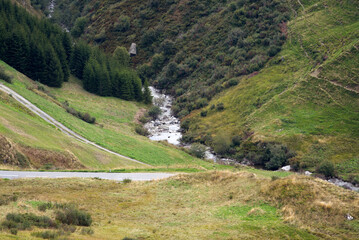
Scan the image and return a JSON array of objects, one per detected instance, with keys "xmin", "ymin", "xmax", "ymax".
[{"xmin": 0, "ymin": 171, "xmax": 358, "ymax": 239}]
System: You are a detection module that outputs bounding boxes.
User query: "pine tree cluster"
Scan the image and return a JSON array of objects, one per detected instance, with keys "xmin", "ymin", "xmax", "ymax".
[
  {"xmin": 73, "ymin": 43, "xmax": 144, "ymax": 101},
  {"xmin": 0, "ymin": 0, "xmax": 70, "ymax": 87},
  {"xmin": 0, "ymin": 0, "xmax": 150, "ymax": 103}
]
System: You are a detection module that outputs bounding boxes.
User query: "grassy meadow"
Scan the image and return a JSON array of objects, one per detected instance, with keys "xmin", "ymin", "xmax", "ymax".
[{"xmin": 0, "ymin": 170, "xmax": 358, "ymax": 239}]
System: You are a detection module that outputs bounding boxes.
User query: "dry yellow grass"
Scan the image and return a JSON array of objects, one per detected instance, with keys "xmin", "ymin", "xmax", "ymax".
[{"xmin": 0, "ymin": 171, "xmax": 357, "ymax": 239}]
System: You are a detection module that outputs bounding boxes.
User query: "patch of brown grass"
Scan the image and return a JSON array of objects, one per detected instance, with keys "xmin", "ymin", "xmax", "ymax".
[
  {"xmin": 261, "ymin": 175, "xmax": 359, "ymax": 236},
  {"xmin": 19, "ymin": 145, "xmax": 85, "ymax": 169}
]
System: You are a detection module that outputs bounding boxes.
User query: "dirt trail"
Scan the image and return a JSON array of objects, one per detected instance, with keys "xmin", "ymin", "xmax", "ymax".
[
  {"xmin": 310, "ymin": 70, "xmax": 359, "ymax": 94},
  {"xmin": 0, "ymin": 83, "xmax": 150, "ymax": 166}
]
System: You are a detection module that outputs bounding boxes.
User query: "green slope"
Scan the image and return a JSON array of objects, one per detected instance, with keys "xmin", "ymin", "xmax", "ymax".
[
  {"xmin": 0, "ymin": 60, "xmax": 210, "ymax": 168},
  {"xmin": 188, "ymin": 0, "xmax": 359, "ymax": 181}
]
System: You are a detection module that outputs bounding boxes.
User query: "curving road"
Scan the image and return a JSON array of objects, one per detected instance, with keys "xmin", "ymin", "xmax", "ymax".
[
  {"xmin": 0, "ymin": 170, "xmax": 175, "ymax": 181},
  {"xmin": 0, "ymin": 83, "xmax": 150, "ymax": 166}
]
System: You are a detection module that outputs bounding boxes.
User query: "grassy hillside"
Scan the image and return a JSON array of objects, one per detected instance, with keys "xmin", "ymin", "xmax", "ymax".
[
  {"xmin": 0, "ymin": 60, "xmax": 210, "ymax": 168},
  {"xmin": 0, "ymin": 171, "xmax": 358, "ymax": 239},
  {"xmin": 0, "ymin": 85, "xmax": 141, "ymax": 170},
  {"xmin": 187, "ymin": 0, "xmax": 359, "ymax": 181}
]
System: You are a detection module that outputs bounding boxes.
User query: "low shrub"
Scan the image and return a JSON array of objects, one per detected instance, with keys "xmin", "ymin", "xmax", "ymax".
[
  {"xmin": 55, "ymin": 207, "xmax": 92, "ymax": 226},
  {"xmin": 200, "ymin": 110, "xmax": 207, "ymax": 117},
  {"xmin": 38, "ymin": 202, "xmax": 53, "ymax": 212},
  {"xmin": 244, "ymin": 142, "xmax": 295, "ymax": 170},
  {"xmin": 189, "ymin": 143, "xmax": 207, "ymax": 159},
  {"xmin": 0, "ymin": 67, "xmax": 12, "ymax": 83},
  {"xmin": 139, "ymin": 115, "xmax": 151, "ymax": 124},
  {"xmin": 231, "ymin": 136, "xmax": 241, "ymax": 147},
  {"xmin": 316, "ymin": 161, "xmax": 336, "ymax": 178},
  {"xmin": 216, "ymin": 103, "xmax": 225, "ymax": 111},
  {"xmin": 10, "ymin": 228, "xmax": 17, "ymax": 235},
  {"xmin": 135, "ymin": 125, "xmax": 149, "ymax": 136},
  {"xmin": 63, "ymin": 103, "xmax": 96, "ymax": 124},
  {"xmin": 32, "ymin": 230, "xmax": 58, "ymax": 239},
  {"xmin": 80, "ymin": 227, "xmax": 94, "ymax": 235},
  {"xmin": 0, "ymin": 194, "xmax": 18, "ymax": 206},
  {"xmin": 213, "ymin": 135, "xmax": 231, "ymax": 155},
  {"xmin": 123, "ymin": 178, "xmax": 132, "ymax": 184},
  {"xmin": 2, "ymin": 213, "xmax": 57, "ymax": 230},
  {"xmin": 147, "ymin": 105, "xmax": 161, "ymax": 120}
]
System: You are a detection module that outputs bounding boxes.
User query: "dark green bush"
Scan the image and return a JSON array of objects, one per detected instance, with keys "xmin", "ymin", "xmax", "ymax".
[
  {"xmin": 123, "ymin": 178, "xmax": 132, "ymax": 184},
  {"xmin": 55, "ymin": 207, "xmax": 92, "ymax": 226},
  {"xmin": 63, "ymin": 103, "xmax": 96, "ymax": 124},
  {"xmin": 147, "ymin": 105, "xmax": 161, "ymax": 120},
  {"xmin": 200, "ymin": 110, "xmax": 207, "ymax": 117},
  {"xmin": 3, "ymin": 213, "xmax": 57, "ymax": 230},
  {"xmin": 216, "ymin": 103, "xmax": 225, "ymax": 111},
  {"xmin": 316, "ymin": 161, "xmax": 336, "ymax": 178},
  {"xmin": 244, "ymin": 142, "xmax": 295, "ymax": 170},
  {"xmin": 231, "ymin": 136, "xmax": 241, "ymax": 147},
  {"xmin": 213, "ymin": 135, "xmax": 231, "ymax": 155}
]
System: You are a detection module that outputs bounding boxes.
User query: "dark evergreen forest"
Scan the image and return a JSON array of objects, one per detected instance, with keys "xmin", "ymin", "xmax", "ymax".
[{"xmin": 0, "ymin": 0, "xmax": 147, "ymax": 102}]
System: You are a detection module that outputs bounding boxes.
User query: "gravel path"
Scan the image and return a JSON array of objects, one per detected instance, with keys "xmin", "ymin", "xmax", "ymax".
[{"xmin": 0, "ymin": 170, "xmax": 175, "ymax": 181}]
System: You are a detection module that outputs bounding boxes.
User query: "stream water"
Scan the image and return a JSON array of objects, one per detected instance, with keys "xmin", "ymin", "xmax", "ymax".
[
  {"xmin": 48, "ymin": 0, "xmax": 55, "ymax": 18},
  {"xmin": 145, "ymin": 87, "xmax": 237, "ymax": 164},
  {"xmin": 144, "ymin": 87, "xmax": 182, "ymax": 145}
]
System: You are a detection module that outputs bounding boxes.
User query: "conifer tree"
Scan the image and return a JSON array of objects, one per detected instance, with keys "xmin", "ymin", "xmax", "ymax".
[
  {"xmin": 43, "ymin": 44, "xmax": 63, "ymax": 87},
  {"xmin": 113, "ymin": 46, "xmax": 130, "ymax": 67},
  {"xmin": 131, "ymin": 73, "xmax": 143, "ymax": 102},
  {"xmin": 62, "ymin": 32, "xmax": 72, "ymax": 62},
  {"xmin": 5, "ymin": 29, "xmax": 28, "ymax": 73},
  {"xmin": 97, "ymin": 62, "xmax": 111, "ymax": 96},
  {"xmin": 82, "ymin": 58, "xmax": 96, "ymax": 93},
  {"xmin": 143, "ymin": 79, "xmax": 152, "ymax": 104},
  {"xmin": 117, "ymin": 70, "xmax": 133, "ymax": 100},
  {"xmin": 27, "ymin": 38, "xmax": 46, "ymax": 82},
  {"xmin": 70, "ymin": 41, "xmax": 91, "ymax": 79}
]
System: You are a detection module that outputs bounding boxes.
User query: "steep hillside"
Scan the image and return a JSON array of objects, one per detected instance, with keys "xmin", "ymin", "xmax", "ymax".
[
  {"xmin": 187, "ymin": 0, "xmax": 359, "ymax": 182},
  {"xmin": 0, "ymin": 60, "xmax": 210, "ymax": 169},
  {"xmin": 40, "ymin": 0, "xmax": 293, "ymax": 117},
  {"xmin": 0, "ymin": 71, "xmax": 142, "ymax": 170}
]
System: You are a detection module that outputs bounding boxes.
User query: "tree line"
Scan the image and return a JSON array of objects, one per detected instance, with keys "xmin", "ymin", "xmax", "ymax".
[{"xmin": 0, "ymin": 0, "xmax": 150, "ymax": 103}]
